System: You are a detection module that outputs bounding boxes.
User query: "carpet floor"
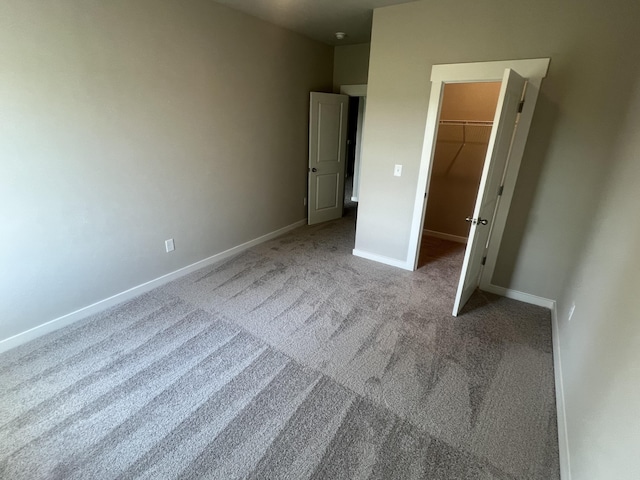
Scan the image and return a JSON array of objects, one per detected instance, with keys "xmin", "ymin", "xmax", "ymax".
[{"xmin": 0, "ymin": 207, "xmax": 560, "ymax": 479}]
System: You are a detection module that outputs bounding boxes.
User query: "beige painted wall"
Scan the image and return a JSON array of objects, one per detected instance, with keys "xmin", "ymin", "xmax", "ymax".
[
  {"xmin": 556, "ymin": 75, "xmax": 640, "ymax": 479},
  {"xmin": 356, "ymin": 0, "xmax": 640, "ymax": 477},
  {"xmin": 0, "ymin": 0, "xmax": 333, "ymax": 342},
  {"xmin": 333, "ymin": 43, "xmax": 370, "ymax": 91},
  {"xmin": 356, "ymin": 0, "xmax": 640, "ymax": 300},
  {"xmin": 425, "ymin": 83, "xmax": 500, "ymax": 238},
  {"xmin": 439, "ymin": 82, "xmax": 502, "ymax": 122}
]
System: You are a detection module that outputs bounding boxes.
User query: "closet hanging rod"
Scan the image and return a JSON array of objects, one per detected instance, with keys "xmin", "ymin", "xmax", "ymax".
[
  {"xmin": 439, "ymin": 120, "xmax": 493, "ymax": 126},
  {"xmin": 439, "ymin": 120, "xmax": 493, "ymax": 174}
]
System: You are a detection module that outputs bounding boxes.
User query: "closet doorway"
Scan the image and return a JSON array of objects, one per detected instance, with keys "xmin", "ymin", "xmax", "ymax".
[
  {"xmin": 420, "ymin": 82, "xmax": 501, "ymax": 253},
  {"xmin": 408, "ymin": 59, "xmax": 550, "ymax": 315},
  {"xmin": 418, "ymin": 82, "xmax": 501, "ymax": 311}
]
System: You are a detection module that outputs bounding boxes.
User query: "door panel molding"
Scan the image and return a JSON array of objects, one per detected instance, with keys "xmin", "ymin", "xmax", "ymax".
[{"xmin": 315, "ymin": 173, "xmax": 340, "ymax": 210}]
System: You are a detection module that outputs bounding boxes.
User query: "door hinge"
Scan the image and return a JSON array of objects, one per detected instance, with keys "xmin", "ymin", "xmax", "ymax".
[
  {"xmin": 424, "ymin": 192, "xmax": 427, "ymax": 198},
  {"xmin": 481, "ymin": 256, "xmax": 487, "ymax": 266},
  {"xmin": 518, "ymin": 100, "xmax": 525, "ymax": 113},
  {"xmin": 498, "ymin": 185, "xmax": 504, "ymax": 196}
]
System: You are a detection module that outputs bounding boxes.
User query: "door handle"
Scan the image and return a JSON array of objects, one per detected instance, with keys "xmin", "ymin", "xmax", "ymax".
[
  {"xmin": 465, "ymin": 217, "xmax": 488, "ymax": 225},
  {"xmin": 310, "ymin": 168, "xmax": 317, "ymax": 172}
]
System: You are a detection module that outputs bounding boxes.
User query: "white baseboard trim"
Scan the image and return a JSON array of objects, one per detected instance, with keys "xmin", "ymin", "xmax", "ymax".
[
  {"xmin": 481, "ymin": 284, "xmax": 556, "ymax": 309},
  {"xmin": 352, "ymin": 249, "xmax": 413, "ymax": 271},
  {"xmin": 551, "ymin": 302, "xmax": 572, "ymax": 480},
  {"xmin": 0, "ymin": 219, "xmax": 307, "ymax": 354},
  {"xmin": 423, "ymin": 229, "xmax": 468, "ymax": 244}
]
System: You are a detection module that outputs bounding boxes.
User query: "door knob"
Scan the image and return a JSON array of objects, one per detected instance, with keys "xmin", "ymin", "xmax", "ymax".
[
  {"xmin": 311, "ymin": 168, "xmax": 317, "ymax": 172},
  {"xmin": 465, "ymin": 217, "xmax": 488, "ymax": 225}
]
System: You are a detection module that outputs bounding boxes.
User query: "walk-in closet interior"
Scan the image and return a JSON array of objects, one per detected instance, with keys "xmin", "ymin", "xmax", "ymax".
[{"xmin": 423, "ymin": 82, "xmax": 502, "ymax": 246}]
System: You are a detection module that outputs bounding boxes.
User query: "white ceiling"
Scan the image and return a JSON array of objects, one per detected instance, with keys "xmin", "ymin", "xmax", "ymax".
[{"xmin": 213, "ymin": 0, "xmax": 416, "ymax": 46}]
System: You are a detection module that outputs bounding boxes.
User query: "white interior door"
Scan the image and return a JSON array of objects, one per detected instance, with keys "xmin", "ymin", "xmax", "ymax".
[
  {"xmin": 308, "ymin": 92, "xmax": 349, "ymax": 225},
  {"xmin": 452, "ymin": 69, "xmax": 527, "ymax": 315}
]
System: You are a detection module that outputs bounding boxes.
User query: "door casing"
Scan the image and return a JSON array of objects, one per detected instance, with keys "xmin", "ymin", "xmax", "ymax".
[
  {"xmin": 409, "ymin": 59, "xmax": 550, "ymax": 293},
  {"xmin": 340, "ymin": 84, "xmax": 367, "ymax": 203}
]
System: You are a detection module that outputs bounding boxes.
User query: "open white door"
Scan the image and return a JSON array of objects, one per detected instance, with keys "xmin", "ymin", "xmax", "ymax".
[
  {"xmin": 308, "ymin": 92, "xmax": 349, "ymax": 225},
  {"xmin": 452, "ymin": 69, "xmax": 527, "ymax": 315}
]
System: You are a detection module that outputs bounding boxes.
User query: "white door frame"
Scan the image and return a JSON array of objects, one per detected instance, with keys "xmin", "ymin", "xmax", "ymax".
[
  {"xmin": 340, "ymin": 84, "xmax": 367, "ymax": 202},
  {"xmin": 408, "ymin": 59, "xmax": 550, "ymax": 290}
]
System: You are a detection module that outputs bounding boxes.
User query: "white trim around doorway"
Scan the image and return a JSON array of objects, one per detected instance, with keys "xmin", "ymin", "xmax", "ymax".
[
  {"xmin": 408, "ymin": 58, "xmax": 550, "ymax": 294},
  {"xmin": 339, "ymin": 84, "xmax": 368, "ymax": 202}
]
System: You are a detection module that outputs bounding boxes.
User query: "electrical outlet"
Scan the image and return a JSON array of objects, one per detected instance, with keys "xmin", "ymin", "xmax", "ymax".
[
  {"xmin": 568, "ymin": 303, "xmax": 576, "ymax": 321},
  {"xmin": 165, "ymin": 238, "xmax": 175, "ymax": 253},
  {"xmin": 394, "ymin": 164, "xmax": 403, "ymax": 177}
]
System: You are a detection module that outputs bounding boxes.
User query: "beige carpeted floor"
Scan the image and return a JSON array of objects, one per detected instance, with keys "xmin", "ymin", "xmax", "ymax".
[{"xmin": 0, "ymin": 203, "xmax": 560, "ymax": 479}]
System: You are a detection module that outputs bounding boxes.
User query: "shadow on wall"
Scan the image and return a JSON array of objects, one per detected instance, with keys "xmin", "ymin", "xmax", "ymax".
[
  {"xmin": 494, "ymin": 46, "xmax": 640, "ymax": 297},
  {"xmin": 491, "ymin": 92, "xmax": 559, "ymax": 288}
]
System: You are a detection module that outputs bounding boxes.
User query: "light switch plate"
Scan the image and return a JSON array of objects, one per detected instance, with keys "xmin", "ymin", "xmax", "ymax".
[{"xmin": 394, "ymin": 164, "xmax": 402, "ymax": 177}]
